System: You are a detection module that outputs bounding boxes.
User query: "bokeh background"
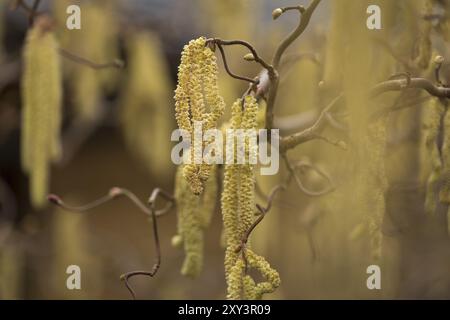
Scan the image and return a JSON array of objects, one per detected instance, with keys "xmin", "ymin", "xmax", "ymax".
[{"xmin": 0, "ymin": 0, "xmax": 449, "ymax": 299}]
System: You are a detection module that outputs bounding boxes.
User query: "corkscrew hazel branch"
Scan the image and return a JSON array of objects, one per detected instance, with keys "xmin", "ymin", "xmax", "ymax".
[
  {"xmin": 283, "ymin": 155, "xmax": 335, "ymax": 197},
  {"xmin": 280, "ymin": 73, "xmax": 450, "ymax": 151},
  {"xmin": 120, "ymin": 188, "xmax": 174, "ymax": 300},
  {"xmin": 214, "ymin": 43, "xmax": 258, "ymax": 85},
  {"xmin": 280, "ymin": 94, "xmax": 345, "ymax": 152},
  {"xmin": 59, "ymin": 48, "xmax": 125, "ymax": 70},
  {"xmin": 370, "ymin": 77, "xmax": 450, "ymax": 98},
  {"xmin": 48, "ymin": 187, "xmax": 174, "ymax": 218},
  {"xmin": 206, "ymin": 38, "xmax": 274, "ymax": 76},
  {"xmin": 48, "ymin": 188, "xmax": 175, "ymax": 300},
  {"xmin": 205, "ymin": 38, "xmax": 271, "ymax": 85},
  {"xmin": 266, "ymin": 0, "xmax": 322, "ymax": 130}
]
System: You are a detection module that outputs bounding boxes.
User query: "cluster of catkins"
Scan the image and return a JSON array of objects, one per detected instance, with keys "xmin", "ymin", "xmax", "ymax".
[
  {"xmin": 21, "ymin": 17, "xmax": 62, "ymax": 209},
  {"xmin": 174, "ymin": 37, "xmax": 280, "ymax": 299}
]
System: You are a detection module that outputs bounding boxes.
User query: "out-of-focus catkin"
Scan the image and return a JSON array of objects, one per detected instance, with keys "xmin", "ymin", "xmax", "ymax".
[
  {"xmin": 174, "ymin": 37, "xmax": 225, "ymax": 195},
  {"xmin": 172, "ymin": 165, "xmax": 218, "ymax": 278},
  {"xmin": 21, "ymin": 17, "xmax": 62, "ymax": 209},
  {"xmin": 67, "ymin": 2, "xmax": 120, "ymax": 122},
  {"xmin": 120, "ymin": 31, "xmax": 173, "ymax": 178},
  {"xmin": 438, "ymin": 101, "xmax": 450, "ymax": 205},
  {"xmin": 424, "ymin": 98, "xmax": 446, "ymax": 215}
]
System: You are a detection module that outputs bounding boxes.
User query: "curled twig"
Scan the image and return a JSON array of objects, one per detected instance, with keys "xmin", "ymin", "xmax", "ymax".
[
  {"xmin": 214, "ymin": 43, "xmax": 259, "ymax": 84},
  {"xmin": 59, "ymin": 48, "xmax": 125, "ymax": 70},
  {"xmin": 48, "ymin": 187, "xmax": 175, "ymax": 300},
  {"xmin": 234, "ymin": 184, "xmax": 285, "ymax": 269},
  {"xmin": 283, "ymin": 155, "xmax": 335, "ymax": 197},
  {"xmin": 370, "ymin": 77, "xmax": 450, "ymax": 98},
  {"xmin": 280, "ymin": 94, "xmax": 344, "ymax": 152},
  {"xmin": 48, "ymin": 187, "xmax": 173, "ymax": 218},
  {"xmin": 120, "ymin": 188, "xmax": 173, "ymax": 299},
  {"xmin": 207, "ymin": 38, "xmax": 274, "ymax": 75}
]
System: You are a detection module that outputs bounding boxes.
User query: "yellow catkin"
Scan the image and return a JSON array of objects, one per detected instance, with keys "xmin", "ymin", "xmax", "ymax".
[
  {"xmin": 415, "ymin": 0, "xmax": 433, "ymax": 69},
  {"xmin": 199, "ymin": 165, "xmax": 218, "ymax": 228},
  {"xmin": 120, "ymin": 31, "xmax": 173, "ymax": 178},
  {"xmin": 226, "ymin": 249, "xmax": 281, "ymax": 300},
  {"xmin": 68, "ymin": 2, "xmax": 119, "ymax": 121},
  {"xmin": 424, "ymin": 98, "xmax": 446, "ymax": 215},
  {"xmin": 174, "ymin": 37, "xmax": 225, "ymax": 195},
  {"xmin": 173, "ymin": 165, "xmax": 203, "ymax": 277},
  {"xmin": 438, "ymin": 100, "xmax": 450, "ymax": 204},
  {"xmin": 364, "ymin": 117, "xmax": 388, "ymax": 261},
  {"xmin": 222, "ymin": 96, "xmax": 278, "ymax": 299},
  {"xmin": 172, "ymin": 164, "xmax": 219, "ymax": 277},
  {"xmin": 222, "ymin": 99, "xmax": 243, "ymax": 280},
  {"xmin": 22, "ymin": 17, "xmax": 62, "ymax": 209}
]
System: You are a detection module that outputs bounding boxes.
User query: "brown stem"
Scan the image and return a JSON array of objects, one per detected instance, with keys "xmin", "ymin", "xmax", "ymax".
[
  {"xmin": 59, "ymin": 48, "xmax": 124, "ymax": 70},
  {"xmin": 370, "ymin": 77, "xmax": 450, "ymax": 99},
  {"xmin": 271, "ymin": 0, "xmax": 322, "ymax": 69},
  {"xmin": 208, "ymin": 38, "xmax": 274, "ymax": 75},
  {"xmin": 215, "ymin": 43, "xmax": 258, "ymax": 84},
  {"xmin": 265, "ymin": 0, "xmax": 322, "ymax": 131},
  {"xmin": 120, "ymin": 188, "xmax": 171, "ymax": 299},
  {"xmin": 280, "ymin": 94, "xmax": 344, "ymax": 152}
]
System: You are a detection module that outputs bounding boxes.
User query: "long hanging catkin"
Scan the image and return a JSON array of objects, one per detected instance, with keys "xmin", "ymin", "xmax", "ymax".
[
  {"xmin": 120, "ymin": 31, "xmax": 173, "ymax": 178},
  {"xmin": 21, "ymin": 17, "xmax": 62, "ymax": 209},
  {"xmin": 174, "ymin": 37, "xmax": 225, "ymax": 195},
  {"xmin": 221, "ymin": 96, "xmax": 280, "ymax": 300},
  {"xmin": 68, "ymin": 1, "xmax": 120, "ymax": 122},
  {"xmin": 172, "ymin": 164, "xmax": 219, "ymax": 278},
  {"xmin": 424, "ymin": 97, "xmax": 446, "ymax": 215}
]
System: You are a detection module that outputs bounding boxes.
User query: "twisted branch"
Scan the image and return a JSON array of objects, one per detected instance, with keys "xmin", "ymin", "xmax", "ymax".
[{"xmin": 48, "ymin": 187, "xmax": 175, "ymax": 300}]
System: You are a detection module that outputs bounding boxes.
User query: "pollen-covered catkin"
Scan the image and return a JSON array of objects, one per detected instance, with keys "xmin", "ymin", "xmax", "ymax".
[
  {"xmin": 221, "ymin": 96, "xmax": 279, "ymax": 299},
  {"xmin": 21, "ymin": 17, "xmax": 62, "ymax": 209},
  {"xmin": 226, "ymin": 249, "xmax": 281, "ymax": 300},
  {"xmin": 174, "ymin": 37, "xmax": 225, "ymax": 195},
  {"xmin": 222, "ymin": 99, "xmax": 243, "ymax": 280}
]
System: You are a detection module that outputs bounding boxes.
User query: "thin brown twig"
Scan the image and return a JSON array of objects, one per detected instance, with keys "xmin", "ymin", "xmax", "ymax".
[
  {"xmin": 370, "ymin": 77, "xmax": 450, "ymax": 98},
  {"xmin": 207, "ymin": 38, "xmax": 274, "ymax": 74},
  {"xmin": 265, "ymin": 0, "xmax": 322, "ymax": 131},
  {"xmin": 47, "ymin": 187, "xmax": 174, "ymax": 300},
  {"xmin": 48, "ymin": 187, "xmax": 174, "ymax": 218},
  {"xmin": 120, "ymin": 188, "xmax": 171, "ymax": 299},
  {"xmin": 271, "ymin": 0, "xmax": 321, "ymax": 69},
  {"xmin": 59, "ymin": 48, "xmax": 125, "ymax": 70},
  {"xmin": 280, "ymin": 94, "xmax": 344, "ymax": 152},
  {"xmin": 215, "ymin": 43, "xmax": 258, "ymax": 84},
  {"xmin": 234, "ymin": 185, "xmax": 285, "ymax": 260},
  {"xmin": 283, "ymin": 155, "xmax": 335, "ymax": 197}
]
